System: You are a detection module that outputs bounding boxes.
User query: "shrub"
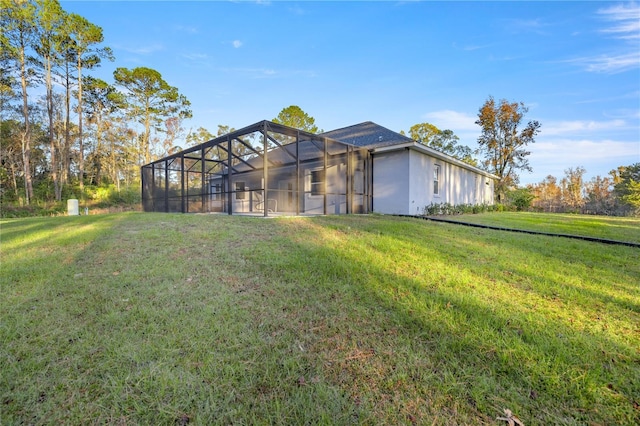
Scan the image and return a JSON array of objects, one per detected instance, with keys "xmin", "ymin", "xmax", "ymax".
[
  {"xmin": 0, "ymin": 184, "xmax": 141, "ymax": 218},
  {"xmin": 109, "ymin": 186, "xmax": 140, "ymax": 205},
  {"xmin": 507, "ymin": 187, "xmax": 535, "ymax": 211},
  {"xmin": 85, "ymin": 184, "xmax": 141, "ymax": 207},
  {"xmin": 422, "ymin": 202, "xmax": 496, "ymax": 216},
  {"xmin": 0, "ymin": 202, "xmax": 66, "ymax": 218}
]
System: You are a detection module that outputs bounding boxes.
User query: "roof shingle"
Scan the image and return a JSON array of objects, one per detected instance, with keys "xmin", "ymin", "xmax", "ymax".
[{"xmin": 321, "ymin": 121, "xmax": 415, "ymax": 149}]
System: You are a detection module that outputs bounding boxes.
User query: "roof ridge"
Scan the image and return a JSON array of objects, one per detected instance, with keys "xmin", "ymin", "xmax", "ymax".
[{"xmin": 321, "ymin": 121, "xmax": 375, "ymax": 135}]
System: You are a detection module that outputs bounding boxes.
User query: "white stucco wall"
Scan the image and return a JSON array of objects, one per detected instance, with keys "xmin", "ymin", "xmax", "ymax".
[
  {"xmin": 440, "ymin": 159, "xmax": 494, "ymax": 205},
  {"xmin": 372, "ymin": 147, "xmax": 495, "ymax": 215},
  {"xmin": 407, "ymin": 150, "xmax": 432, "ymax": 215},
  {"xmin": 372, "ymin": 150, "xmax": 410, "ymax": 214}
]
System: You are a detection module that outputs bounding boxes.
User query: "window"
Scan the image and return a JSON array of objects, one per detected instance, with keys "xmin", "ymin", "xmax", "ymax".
[
  {"xmin": 235, "ymin": 181, "xmax": 246, "ymax": 200},
  {"xmin": 211, "ymin": 183, "xmax": 221, "ymax": 200},
  {"xmin": 433, "ymin": 165, "xmax": 440, "ymax": 196},
  {"xmin": 310, "ymin": 169, "xmax": 325, "ymax": 196},
  {"xmin": 287, "ymin": 182, "xmax": 293, "ymax": 205}
]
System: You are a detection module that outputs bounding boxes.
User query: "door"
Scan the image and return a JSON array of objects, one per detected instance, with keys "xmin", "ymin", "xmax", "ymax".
[{"xmin": 278, "ymin": 180, "xmax": 295, "ymax": 213}]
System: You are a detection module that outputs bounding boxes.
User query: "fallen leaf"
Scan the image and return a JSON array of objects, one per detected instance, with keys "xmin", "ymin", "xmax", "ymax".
[{"xmin": 497, "ymin": 408, "xmax": 525, "ymax": 426}]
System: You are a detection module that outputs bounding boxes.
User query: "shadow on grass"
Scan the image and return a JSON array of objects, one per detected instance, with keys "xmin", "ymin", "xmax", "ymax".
[
  {"xmin": 389, "ymin": 219, "xmax": 640, "ymax": 317},
  {"xmin": 1, "ymin": 214, "xmax": 127, "ymax": 259},
  {"xmin": 3, "ymin": 213, "xmax": 638, "ymax": 425},
  {"xmin": 265, "ymin": 216, "xmax": 639, "ymax": 425},
  {"xmin": 442, "ymin": 224, "xmax": 640, "ymax": 315}
]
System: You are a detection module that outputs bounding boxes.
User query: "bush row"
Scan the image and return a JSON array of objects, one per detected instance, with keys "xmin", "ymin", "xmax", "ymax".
[{"xmin": 421, "ymin": 202, "xmax": 511, "ymax": 216}]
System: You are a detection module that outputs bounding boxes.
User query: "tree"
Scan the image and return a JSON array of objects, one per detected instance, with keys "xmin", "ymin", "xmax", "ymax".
[
  {"xmin": 104, "ymin": 118, "xmax": 135, "ymax": 190},
  {"xmin": 113, "ymin": 66, "xmax": 192, "ymax": 164},
  {"xmin": 408, "ymin": 123, "xmax": 478, "ymax": 166},
  {"xmin": 475, "ymin": 96, "xmax": 541, "ymax": 202},
  {"xmin": 216, "ymin": 124, "xmax": 236, "ymax": 137},
  {"xmin": 66, "ymin": 12, "xmax": 112, "ymax": 189},
  {"xmin": 83, "ymin": 76, "xmax": 120, "ymax": 185},
  {"xmin": 0, "ymin": 38, "xmax": 18, "ymax": 134},
  {"xmin": 408, "ymin": 122, "xmax": 439, "ymax": 146},
  {"xmin": 584, "ymin": 175, "xmax": 614, "ymax": 215},
  {"xmin": 530, "ymin": 175, "xmax": 562, "ymax": 212},
  {"xmin": 0, "ymin": 119, "xmax": 24, "ymax": 200},
  {"xmin": 186, "ymin": 126, "xmax": 215, "ymax": 147},
  {"xmin": 507, "ymin": 187, "xmax": 535, "ymax": 211},
  {"xmin": 273, "ymin": 105, "xmax": 318, "ymax": 133},
  {"xmin": 561, "ymin": 166, "xmax": 586, "ymax": 212},
  {"xmin": 35, "ymin": 0, "xmax": 66, "ymax": 199},
  {"xmin": 1, "ymin": 0, "xmax": 38, "ymax": 204},
  {"xmin": 162, "ymin": 116, "xmax": 186, "ymax": 156},
  {"xmin": 614, "ymin": 163, "xmax": 640, "ymax": 214}
]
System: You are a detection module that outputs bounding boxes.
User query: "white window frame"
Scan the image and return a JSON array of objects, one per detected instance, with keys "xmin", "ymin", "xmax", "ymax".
[
  {"xmin": 307, "ymin": 168, "xmax": 325, "ymax": 197},
  {"xmin": 235, "ymin": 181, "xmax": 246, "ymax": 200},
  {"xmin": 211, "ymin": 183, "xmax": 221, "ymax": 200},
  {"xmin": 433, "ymin": 164, "xmax": 441, "ymax": 196}
]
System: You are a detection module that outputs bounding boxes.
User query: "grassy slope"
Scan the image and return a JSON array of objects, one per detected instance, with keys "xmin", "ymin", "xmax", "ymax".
[
  {"xmin": 448, "ymin": 211, "xmax": 640, "ymax": 243},
  {"xmin": 1, "ymin": 213, "xmax": 639, "ymax": 425}
]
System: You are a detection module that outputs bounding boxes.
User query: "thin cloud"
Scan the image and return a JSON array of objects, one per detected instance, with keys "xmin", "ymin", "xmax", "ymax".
[
  {"xmin": 232, "ymin": 40, "xmax": 243, "ymax": 48},
  {"xmin": 182, "ymin": 53, "xmax": 209, "ymax": 61},
  {"xmin": 462, "ymin": 44, "xmax": 491, "ymax": 51},
  {"xmin": 219, "ymin": 67, "xmax": 277, "ymax": 78},
  {"xmin": 543, "ymin": 119, "xmax": 627, "ymax": 136},
  {"xmin": 452, "ymin": 42, "xmax": 492, "ymax": 51},
  {"xmin": 173, "ymin": 24, "xmax": 198, "ymax": 34},
  {"xmin": 598, "ymin": 2, "xmax": 640, "ymax": 40},
  {"xmin": 218, "ymin": 67, "xmax": 317, "ymax": 79},
  {"xmin": 570, "ymin": 51, "xmax": 640, "ymax": 74},
  {"xmin": 118, "ymin": 43, "xmax": 164, "ymax": 55},
  {"xmin": 575, "ymin": 90, "xmax": 640, "ymax": 105},
  {"xmin": 570, "ymin": 2, "xmax": 640, "ymax": 74},
  {"xmin": 288, "ymin": 4, "xmax": 307, "ymax": 15},
  {"xmin": 504, "ymin": 18, "xmax": 551, "ymax": 35},
  {"xmin": 422, "ymin": 110, "xmax": 478, "ymax": 131},
  {"xmin": 532, "ymin": 138, "xmax": 639, "ymax": 162}
]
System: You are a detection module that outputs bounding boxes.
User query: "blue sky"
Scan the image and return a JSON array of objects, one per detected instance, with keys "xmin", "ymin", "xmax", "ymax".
[{"xmin": 61, "ymin": 1, "xmax": 639, "ymax": 185}]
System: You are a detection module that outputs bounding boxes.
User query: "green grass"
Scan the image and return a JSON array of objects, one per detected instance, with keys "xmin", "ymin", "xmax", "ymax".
[
  {"xmin": 448, "ymin": 211, "xmax": 640, "ymax": 244},
  {"xmin": 1, "ymin": 213, "xmax": 639, "ymax": 425}
]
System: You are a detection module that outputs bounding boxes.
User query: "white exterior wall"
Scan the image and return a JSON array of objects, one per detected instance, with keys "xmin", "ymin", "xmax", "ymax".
[
  {"xmin": 408, "ymin": 150, "xmax": 436, "ymax": 214},
  {"xmin": 373, "ymin": 148, "xmax": 495, "ymax": 215},
  {"xmin": 372, "ymin": 150, "xmax": 410, "ymax": 214},
  {"xmin": 441, "ymin": 158, "xmax": 494, "ymax": 205},
  {"xmin": 407, "ymin": 150, "xmax": 494, "ymax": 213}
]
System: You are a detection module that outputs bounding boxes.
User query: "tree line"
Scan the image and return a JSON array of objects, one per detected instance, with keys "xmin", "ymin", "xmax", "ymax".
[
  {"xmin": 1, "ymin": 0, "xmax": 191, "ymax": 207},
  {"xmin": 526, "ymin": 163, "xmax": 640, "ymax": 216}
]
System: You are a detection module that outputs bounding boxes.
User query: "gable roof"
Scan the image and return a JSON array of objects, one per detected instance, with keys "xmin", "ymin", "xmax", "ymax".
[{"xmin": 321, "ymin": 121, "xmax": 415, "ymax": 149}]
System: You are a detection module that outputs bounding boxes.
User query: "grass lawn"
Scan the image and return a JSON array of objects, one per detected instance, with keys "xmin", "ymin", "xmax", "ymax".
[
  {"xmin": 447, "ymin": 211, "xmax": 640, "ymax": 244},
  {"xmin": 1, "ymin": 212, "xmax": 639, "ymax": 425}
]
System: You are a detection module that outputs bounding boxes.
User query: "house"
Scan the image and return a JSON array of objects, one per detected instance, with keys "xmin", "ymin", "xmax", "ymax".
[
  {"xmin": 322, "ymin": 122, "xmax": 496, "ymax": 215},
  {"xmin": 141, "ymin": 120, "xmax": 495, "ymax": 216}
]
